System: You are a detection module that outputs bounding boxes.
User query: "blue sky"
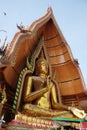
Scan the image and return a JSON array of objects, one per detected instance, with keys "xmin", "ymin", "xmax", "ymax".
[{"xmin": 0, "ymin": 0, "xmax": 87, "ymax": 87}]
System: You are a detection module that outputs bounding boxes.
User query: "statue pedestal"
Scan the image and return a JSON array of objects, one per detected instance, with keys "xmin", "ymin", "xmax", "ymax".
[
  {"xmin": 7, "ymin": 117, "xmax": 87, "ymax": 129},
  {"xmin": 80, "ymin": 122, "xmax": 87, "ymax": 129},
  {"xmin": 53, "ymin": 117, "xmax": 87, "ymax": 129}
]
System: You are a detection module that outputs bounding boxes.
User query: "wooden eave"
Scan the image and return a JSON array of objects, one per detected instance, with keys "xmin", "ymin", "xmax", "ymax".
[{"xmin": 0, "ymin": 7, "xmax": 87, "ymax": 97}]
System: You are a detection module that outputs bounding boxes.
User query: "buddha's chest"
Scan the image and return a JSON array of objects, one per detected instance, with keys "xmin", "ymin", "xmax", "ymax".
[{"xmin": 32, "ymin": 76, "xmax": 46, "ymax": 91}]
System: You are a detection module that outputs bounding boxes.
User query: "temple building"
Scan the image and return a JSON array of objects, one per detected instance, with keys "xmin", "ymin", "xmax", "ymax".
[{"xmin": 0, "ymin": 7, "xmax": 87, "ymax": 129}]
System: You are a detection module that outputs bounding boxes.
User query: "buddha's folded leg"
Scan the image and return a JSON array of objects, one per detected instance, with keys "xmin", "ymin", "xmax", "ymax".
[{"xmin": 22, "ymin": 104, "xmax": 75, "ymax": 118}]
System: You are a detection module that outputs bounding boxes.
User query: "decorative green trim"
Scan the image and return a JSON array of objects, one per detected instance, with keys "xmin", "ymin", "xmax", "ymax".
[
  {"xmin": 53, "ymin": 117, "xmax": 87, "ymax": 123},
  {"xmin": 12, "ymin": 67, "xmax": 28, "ymax": 113},
  {"xmin": 26, "ymin": 36, "xmax": 44, "ymax": 72}
]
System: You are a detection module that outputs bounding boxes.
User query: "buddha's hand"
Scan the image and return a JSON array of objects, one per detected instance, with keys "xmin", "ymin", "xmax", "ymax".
[
  {"xmin": 68, "ymin": 107, "xmax": 87, "ymax": 119},
  {"xmin": 46, "ymin": 75, "xmax": 52, "ymax": 90},
  {"xmin": 47, "ymin": 75, "xmax": 51, "ymax": 85}
]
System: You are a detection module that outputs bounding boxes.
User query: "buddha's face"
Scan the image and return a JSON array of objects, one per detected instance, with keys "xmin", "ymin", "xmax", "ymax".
[{"xmin": 36, "ymin": 59, "xmax": 48, "ymax": 75}]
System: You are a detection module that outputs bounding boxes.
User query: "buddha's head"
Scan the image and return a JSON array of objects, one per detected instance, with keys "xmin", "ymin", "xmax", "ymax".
[{"xmin": 36, "ymin": 58, "xmax": 49, "ymax": 76}]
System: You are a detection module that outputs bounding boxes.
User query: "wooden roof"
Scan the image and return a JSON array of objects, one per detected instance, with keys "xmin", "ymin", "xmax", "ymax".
[{"xmin": 0, "ymin": 7, "xmax": 87, "ymax": 98}]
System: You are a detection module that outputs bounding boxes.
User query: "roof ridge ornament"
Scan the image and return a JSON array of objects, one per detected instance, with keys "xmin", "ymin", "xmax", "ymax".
[{"xmin": 17, "ymin": 23, "xmax": 31, "ymax": 33}]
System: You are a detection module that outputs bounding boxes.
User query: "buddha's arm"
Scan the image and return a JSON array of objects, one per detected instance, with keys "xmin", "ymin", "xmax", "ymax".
[
  {"xmin": 24, "ymin": 87, "xmax": 48, "ymax": 103},
  {"xmin": 23, "ymin": 76, "xmax": 48, "ymax": 102},
  {"xmin": 51, "ymin": 84, "xmax": 87, "ymax": 119},
  {"xmin": 51, "ymin": 85, "xmax": 68, "ymax": 110}
]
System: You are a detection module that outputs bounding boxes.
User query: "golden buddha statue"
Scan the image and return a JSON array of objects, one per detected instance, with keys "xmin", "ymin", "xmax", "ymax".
[{"xmin": 16, "ymin": 57, "xmax": 86, "ymax": 120}]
